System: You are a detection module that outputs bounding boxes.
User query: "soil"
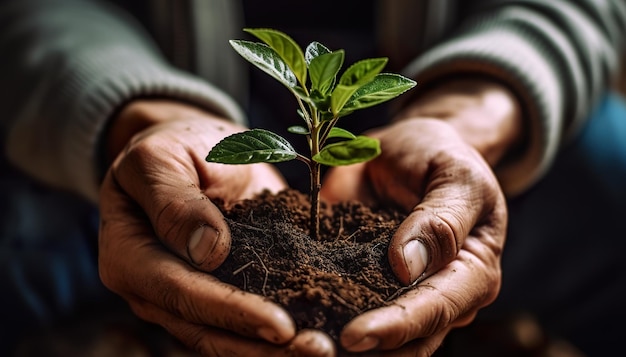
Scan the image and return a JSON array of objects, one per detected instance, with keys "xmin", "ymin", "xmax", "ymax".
[{"xmin": 212, "ymin": 188, "xmax": 409, "ymax": 341}]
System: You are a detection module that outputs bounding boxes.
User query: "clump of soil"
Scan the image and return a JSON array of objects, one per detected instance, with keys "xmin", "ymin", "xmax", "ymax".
[{"xmin": 213, "ymin": 188, "xmax": 408, "ymax": 340}]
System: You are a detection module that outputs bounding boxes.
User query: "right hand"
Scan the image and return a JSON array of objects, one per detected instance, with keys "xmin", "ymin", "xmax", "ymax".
[
  {"xmin": 322, "ymin": 118, "xmax": 507, "ymax": 356},
  {"xmin": 98, "ymin": 100, "xmax": 335, "ymax": 356},
  {"xmin": 322, "ymin": 78, "xmax": 522, "ymax": 355}
]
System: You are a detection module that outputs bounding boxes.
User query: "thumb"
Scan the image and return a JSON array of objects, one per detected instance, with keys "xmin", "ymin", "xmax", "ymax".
[
  {"xmin": 156, "ymin": 193, "xmax": 232, "ymax": 272},
  {"xmin": 109, "ymin": 143, "xmax": 231, "ymax": 273},
  {"xmin": 388, "ymin": 162, "xmax": 496, "ymax": 285}
]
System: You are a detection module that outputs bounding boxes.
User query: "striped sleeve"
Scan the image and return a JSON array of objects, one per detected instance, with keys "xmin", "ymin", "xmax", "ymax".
[
  {"xmin": 403, "ymin": 0, "xmax": 626, "ymax": 196},
  {"xmin": 0, "ymin": 0, "xmax": 244, "ymax": 203}
]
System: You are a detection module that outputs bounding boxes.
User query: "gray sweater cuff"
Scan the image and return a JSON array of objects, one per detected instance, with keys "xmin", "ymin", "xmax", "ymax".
[
  {"xmin": 403, "ymin": 27, "xmax": 564, "ymax": 197},
  {"xmin": 7, "ymin": 48, "xmax": 245, "ymax": 203}
]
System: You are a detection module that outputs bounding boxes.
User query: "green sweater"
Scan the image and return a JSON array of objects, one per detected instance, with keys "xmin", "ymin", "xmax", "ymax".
[{"xmin": 1, "ymin": 0, "xmax": 624, "ymax": 202}]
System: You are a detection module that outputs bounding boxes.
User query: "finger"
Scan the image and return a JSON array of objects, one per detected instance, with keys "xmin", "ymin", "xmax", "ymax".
[
  {"xmin": 291, "ymin": 329, "xmax": 337, "ymax": 357},
  {"xmin": 340, "ymin": 246, "xmax": 501, "ymax": 353},
  {"xmin": 338, "ymin": 328, "xmax": 449, "ymax": 357},
  {"xmin": 99, "ymin": 182, "xmax": 295, "ymax": 344},
  {"xmin": 388, "ymin": 149, "xmax": 499, "ymax": 285},
  {"xmin": 130, "ymin": 300, "xmax": 334, "ymax": 356},
  {"xmin": 101, "ymin": 237, "xmax": 295, "ymax": 343}
]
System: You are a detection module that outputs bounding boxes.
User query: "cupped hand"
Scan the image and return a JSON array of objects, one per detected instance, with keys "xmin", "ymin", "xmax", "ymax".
[
  {"xmin": 98, "ymin": 100, "xmax": 335, "ymax": 356},
  {"xmin": 321, "ymin": 118, "xmax": 508, "ymax": 355}
]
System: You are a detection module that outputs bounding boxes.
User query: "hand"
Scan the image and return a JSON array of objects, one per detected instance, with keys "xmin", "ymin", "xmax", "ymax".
[
  {"xmin": 98, "ymin": 100, "xmax": 335, "ymax": 356},
  {"xmin": 322, "ymin": 119, "xmax": 507, "ymax": 355},
  {"xmin": 321, "ymin": 78, "xmax": 521, "ymax": 355}
]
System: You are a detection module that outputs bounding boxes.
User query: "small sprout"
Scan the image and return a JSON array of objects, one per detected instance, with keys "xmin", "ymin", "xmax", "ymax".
[{"xmin": 206, "ymin": 28, "xmax": 417, "ymax": 240}]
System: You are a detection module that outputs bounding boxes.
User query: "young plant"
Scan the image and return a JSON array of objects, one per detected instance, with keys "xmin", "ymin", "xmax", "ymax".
[{"xmin": 206, "ymin": 28, "xmax": 416, "ymax": 240}]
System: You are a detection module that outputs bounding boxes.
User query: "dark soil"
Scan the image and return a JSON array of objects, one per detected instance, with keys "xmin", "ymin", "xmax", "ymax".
[{"xmin": 213, "ymin": 188, "xmax": 408, "ymax": 340}]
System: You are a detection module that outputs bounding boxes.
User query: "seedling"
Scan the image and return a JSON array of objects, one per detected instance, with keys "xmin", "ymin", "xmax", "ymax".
[{"xmin": 206, "ymin": 28, "xmax": 416, "ymax": 240}]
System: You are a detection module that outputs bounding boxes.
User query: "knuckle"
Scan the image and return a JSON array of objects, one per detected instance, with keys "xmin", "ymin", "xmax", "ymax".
[
  {"xmin": 158, "ymin": 314, "xmax": 222, "ymax": 356},
  {"xmin": 115, "ymin": 135, "xmax": 158, "ymax": 175},
  {"xmin": 416, "ymin": 286, "xmax": 467, "ymax": 336},
  {"xmin": 154, "ymin": 197, "xmax": 190, "ymax": 238},
  {"xmin": 177, "ymin": 326, "xmax": 209, "ymax": 355},
  {"xmin": 440, "ymin": 295, "xmax": 465, "ymax": 325},
  {"xmin": 161, "ymin": 283, "xmax": 184, "ymax": 315},
  {"xmin": 158, "ymin": 276, "xmax": 195, "ymax": 319},
  {"xmin": 433, "ymin": 298, "xmax": 461, "ymax": 334},
  {"xmin": 427, "ymin": 213, "xmax": 459, "ymax": 267},
  {"xmin": 484, "ymin": 268, "xmax": 503, "ymax": 305},
  {"xmin": 157, "ymin": 274, "xmax": 208, "ymax": 325}
]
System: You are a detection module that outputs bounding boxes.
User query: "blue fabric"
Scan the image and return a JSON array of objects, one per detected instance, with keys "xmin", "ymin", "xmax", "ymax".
[
  {"xmin": 0, "ymin": 164, "xmax": 112, "ymax": 355},
  {"xmin": 484, "ymin": 92, "xmax": 626, "ymax": 356}
]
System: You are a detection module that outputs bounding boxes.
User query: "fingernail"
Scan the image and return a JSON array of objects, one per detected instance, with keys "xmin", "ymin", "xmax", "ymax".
[
  {"xmin": 188, "ymin": 225, "xmax": 219, "ymax": 265},
  {"xmin": 346, "ymin": 336, "xmax": 379, "ymax": 352},
  {"xmin": 403, "ymin": 240, "xmax": 428, "ymax": 283},
  {"xmin": 257, "ymin": 326, "xmax": 281, "ymax": 343}
]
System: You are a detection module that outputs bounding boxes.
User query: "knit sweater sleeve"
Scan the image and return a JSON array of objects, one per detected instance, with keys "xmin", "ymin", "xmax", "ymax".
[
  {"xmin": 403, "ymin": 0, "xmax": 626, "ymax": 196},
  {"xmin": 0, "ymin": 0, "xmax": 245, "ymax": 203}
]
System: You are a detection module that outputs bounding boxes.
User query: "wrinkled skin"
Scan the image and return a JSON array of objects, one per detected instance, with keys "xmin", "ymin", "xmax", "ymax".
[
  {"xmin": 322, "ymin": 78, "xmax": 520, "ymax": 355},
  {"xmin": 99, "ymin": 78, "xmax": 519, "ymax": 356},
  {"xmin": 99, "ymin": 102, "xmax": 336, "ymax": 356},
  {"xmin": 322, "ymin": 119, "xmax": 507, "ymax": 355}
]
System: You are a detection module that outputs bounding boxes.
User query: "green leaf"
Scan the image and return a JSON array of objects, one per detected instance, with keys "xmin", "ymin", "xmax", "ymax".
[
  {"xmin": 330, "ymin": 84, "xmax": 359, "ymax": 115},
  {"xmin": 313, "ymin": 136, "xmax": 381, "ymax": 166},
  {"xmin": 206, "ymin": 129, "xmax": 297, "ymax": 164},
  {"xmin": 309, "ymin": 50, "xmax": 344, "ymax": 95},
  {"xmin": 245, "ymin": 28, "xmax": 307, "ymax": 87},
  {"xmin": 305, "ymin": 41, "xmax": 331, "ymax": 65},
  {"xmin": 330, "ymin": 57, "xmax": 388, "ymax": 115},
  {"xmin": 229, "ymin": 40, "xmax": 297, "ymax": 89},
  {"xmin": 296, "ymin": 108, "xmax": 307, "ymax": 121},
  {"xmin": 339, "ymin": 74, "xmax": 417, "ymax": 115},
  {"xmin": 339, "ymin": 57, "xmax": 388, "ymax": 86},
  {"xmin": 327, "ymin": 127, "xmax": 356, "ymax": 140},
  {"xmin": 288, "ymin": 125, "xmax": 309, "ymax": 135}
]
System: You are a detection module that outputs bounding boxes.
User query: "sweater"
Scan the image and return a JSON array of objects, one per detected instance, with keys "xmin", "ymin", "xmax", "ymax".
[{"xmin": 1, "ymin": 0, "xmax": 624, "ymax": 202}]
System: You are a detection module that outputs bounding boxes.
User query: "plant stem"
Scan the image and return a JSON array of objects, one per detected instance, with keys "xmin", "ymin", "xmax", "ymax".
[
  {"xmin": 309, "ymin": 106, "xmax": 321, "ymax": 241},
  {"xmin": 310, "ymin": 161, "xmax": 321, "ymax": 240}
]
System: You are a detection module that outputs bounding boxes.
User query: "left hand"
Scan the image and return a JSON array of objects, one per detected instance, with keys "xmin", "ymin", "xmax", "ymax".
[{"xmin": 98, "ymin": 100, "xmax": 336, "ymax": 356}]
